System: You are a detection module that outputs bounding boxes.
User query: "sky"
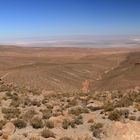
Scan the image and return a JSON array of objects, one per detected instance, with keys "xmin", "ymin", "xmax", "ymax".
[{"xmin": 0, "ymin": 0, "xmax": 140, "ymax": 41}]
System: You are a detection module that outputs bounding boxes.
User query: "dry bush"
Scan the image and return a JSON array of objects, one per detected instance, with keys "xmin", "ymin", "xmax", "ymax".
[
  {"xmin": 45, "ymin": 120, "xmax": 54, "ymax": 129},
  {"xmin": 84, "ymin": 136, "xmax": 94, "ymax": 140},
  {"xmin": 13, "ymin": 119, "xmax": 27, "ymax": 129},
  {"xmin": 68, "ymin": 106, "xmax": 89, "ymax": 116},
  {"xmin": 129, "ymin": 115, "xmax": 136, "ymax": 120},
  {"xmin": 0, "ymin": 85, "xmax": 11, "ymax": 92},
  {"xmin": 88, "ymin": 118, "xmax": 94, "ymax": 123},
  {"xmin": 134, "ymin": 103, "xmax": 140, "ymax": 111},
  {"xmin": 90, "ymin": 122, "xmax": 103, "ymax": 138},
  {"xmin": 108, "ymin": 109, "xmax": 121, "ymax": 121},
  {"xmin": 119, "ymin": 109, "xmax": 129, "ymax": 118},
  {"xmin": 73, "ymin": 115, "xmax": 83, "ymax": 125},
  {"xmin": 31, "ymin": 116, "xmax": 44, "ymax": 129},
  {"xmin": 46, "ymin": 104, "xmax": 53, "ymax": 110},
  {"xmin": 31, "ymin": 99, "xmax": 41, "ymax": 107},
  {"xmin": 137, "ymin": 116, "xmax": 140, "ymax": 121},
  {"xmin": 115, "ymin": 96, "xmax": 133, "ymax": 108},
  {"xmin": 41, "ymin": 109, "xmax": 52, "ymax": 119},
  {"xmin": 62, "ymin": 119, "xmax": 70, "ymax": 129},
  {"xmin": 41, "ymin": 128, "xmax": 55, "ymax": 138},
  {"xmin": 22, "ymin": 109, "xmax": 37, "ymax": 122},
  {"xmin": 2, "ymin": 107, "xmax": 21, "ymax": 120},
  {"xmin": 10, "ymin": 98, "xmax": 21, "ymax": 107},
  {"xmin": 67, "ymin": 98, "xmax": 78, "ymax": 107},
  {"xmin": 103, "ymin": 102, "xmax": 114, "ymax": 112},
  {"xmin": 0, "ymin": 120, "xmax": 6, "ymax": 130},
  {"xmin": 59, "ymin": 137, "xmax": 74, "ymax": 140},
  {"xmin": 30, "ymin": 137, "xmax": 40, "ymax": 140}
]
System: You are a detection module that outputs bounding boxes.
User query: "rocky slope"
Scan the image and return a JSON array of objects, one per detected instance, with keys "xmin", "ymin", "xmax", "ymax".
[{"xmin": 0, "ymin": 79, "xmax": 140, "ymax": 140}]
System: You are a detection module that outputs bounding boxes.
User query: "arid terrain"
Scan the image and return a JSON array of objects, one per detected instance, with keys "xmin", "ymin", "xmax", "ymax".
[{"xmin": 0, "ymin": 45, "xmax": 140, "ymax": 140}]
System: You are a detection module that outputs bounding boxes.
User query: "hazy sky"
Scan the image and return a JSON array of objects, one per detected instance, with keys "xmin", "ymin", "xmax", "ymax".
[{"xmin": 0, "ymin": 0, "xmax": 140, "ymax": 39}]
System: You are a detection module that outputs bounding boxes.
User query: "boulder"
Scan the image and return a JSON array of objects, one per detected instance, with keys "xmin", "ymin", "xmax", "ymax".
[{"xmin": 2, "ymin": 122, "xmax": 15, "ymax": 139}]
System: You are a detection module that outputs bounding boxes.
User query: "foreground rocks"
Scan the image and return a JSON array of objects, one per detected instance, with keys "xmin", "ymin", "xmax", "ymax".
[{"xmin": 0, "ymin": 80, "xmax": 140, "ymax": 139}]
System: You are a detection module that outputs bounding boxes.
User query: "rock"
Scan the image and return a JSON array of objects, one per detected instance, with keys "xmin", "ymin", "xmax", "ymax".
[
  {"xmin": 103, "ymin": 121, "xmax": 140, "ymax": 140},
  {"xmin": 87, "ymin": 101, "xmax": 103, "ymax": 111},
  {"xmin": 42, "ymin": 90, "xmax": 56, "ymax": 97},
  {"xmin": 2, "ymin": 122, "xmax": 15, "ymax": 139},
  {"xmin": 8, "ymin": 135, "xmax": 27, "ymax": 140},
  {"xmin": 49, "ymin": 115, "xmax": 64, "ymax": 127}
]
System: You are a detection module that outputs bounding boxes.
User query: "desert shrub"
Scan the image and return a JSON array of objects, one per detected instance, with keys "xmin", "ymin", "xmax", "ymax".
[
  {"xmin": 120, "ymin": 109, "xmax": 129, "ymax": 118},
  {"xmin": 5, "ymin": 91, "xmax": 12, "ymax": 97},
  {"xmin": 104, "ymin": 102, "xmax": 114, "ymax": 112},
  {"xmin": 0, "ymin": 85, "xmax": 11, "ymax": 92},
  {"xmin": 13, "ymin": 119, "xmax": 27, "ymax": 129},
  {"xmin": 70, "ymin": 121, "xmax": 76, "ymax": 128},
  {"xmin": 88, "ymin": 106, "xmax": 102, "ymax": 111},
  {"xmin": 115, "ymin": 96, "xmax": 133, "ymax": 108},
  {"xmin": 129, "ymin": 115, "xmax": 136, "ymax": 120},
  {"xmin": 59, "ymin": 137, "xmax": 74, "ymax": 140},
  {"xmin": 84, "ymin": 136, "xmax": 94, "ymax": 140},
  {"xmin": 30, "ymin": 137, "xmax": 40, "ymax": 140},
  {"xmin": 45, "ymin": 120, "xmax": 54, "ymax": 129},
  {"xmin": 23, "ymin": 97, "xmax": 32, "ymax": 106},
  {"xmin": 41, "ymin": 129, "xmax": 55, "ymax": 138},
  {"xmin": 31, "ymin": 100, "xmax": 41, "ymax": 107},
  {"xmin": 67, "ymin": 98, "xmax": 77, "ymax": 107},
  {"xmin": 42, "ymin": 99, "xmax": 47, "ymax": 104},
  {"xmin": 6, "ymin": 92, "xmax": 19, "ymax": 100},
  {"xmin": 108, "ymin": 109, "xmax": 121, "ymax": 121},
  {"xmin": 137, "ymin": 116, "xmax": 140, "ymax": 121},
  {"xmin": 134, "ymin": 103, "xmax": 140, "ymax": 111},
  {"xmin": 73, "ymin": 115, "xmax": 83, "ymax": 125},
  {"xmin": 62, "ymin": 119, "xmax": 70, "ymax": 129},
  {"xmin": 30, "ymin": 89, "xmax": 40, "ymax": 95},
  {"xmin": 90, "ymin": 123, "xmax": 103, "ymax": 138},
  {"xmin": 0, "ymin": 120, "xmax": 6, "ymax": 130},
  {"xmin": 68, "ymin": 106, "xmax": 89, "ymax": 116},
  {"xmin": 2, "ymin": 107, "xmax": 21, "ymax": 120},
  {"xmin": 46, "ymin": 104, "xmax": 53, "ymax": 110},
  {"xmin": 31, "ymin": 117, "xmax": 44, "ymax": 129},
  {"xmin": 88, "ymin": 119, "xmax": 94, "ymax": 123},
  {"xmin": 10, "ymin": 98, "xmax": 21, "ymax": 107},
  {"xmin": 90, "ymin": 123, "xmax": 103, "ymax": 131},
  {"xmin": 41, "ymin": 109, "xmax": 52, "ymax": 119},
  {"xmin": 22, "ymin": 109, "xmax": 37, "ymax": 122}
]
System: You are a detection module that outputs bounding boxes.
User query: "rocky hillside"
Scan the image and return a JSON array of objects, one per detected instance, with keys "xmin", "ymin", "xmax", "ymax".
[
  {"xmin": 0, "ymin": 79, "xmax": 140, "ymax": 140},
  {"xmin": 94, "ymin": 51, "xmax": 140, "ymax": 91}
]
